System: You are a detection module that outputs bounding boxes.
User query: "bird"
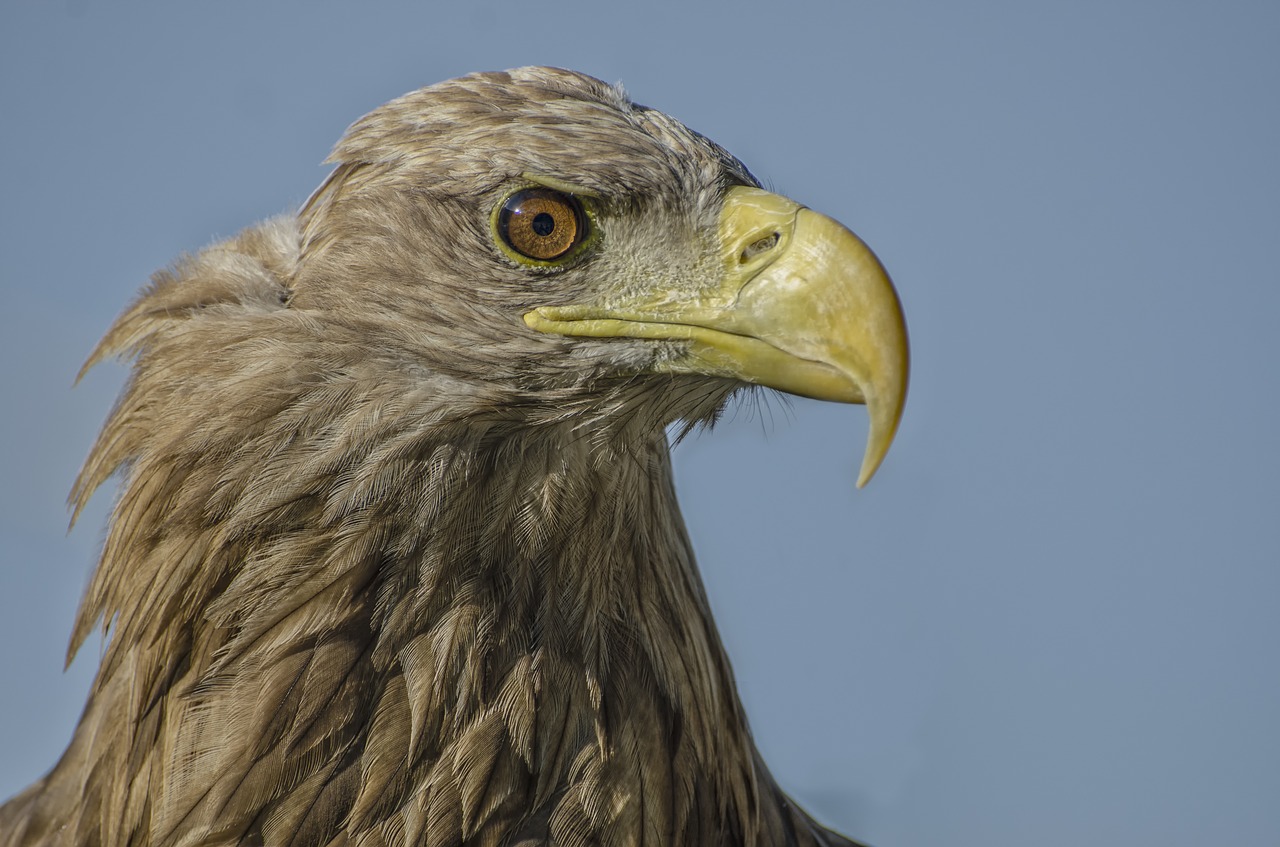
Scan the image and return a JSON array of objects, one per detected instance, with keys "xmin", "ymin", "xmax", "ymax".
[{"xmin": 0, "ymin": 67, "xmax": 908, "ymax": 847}]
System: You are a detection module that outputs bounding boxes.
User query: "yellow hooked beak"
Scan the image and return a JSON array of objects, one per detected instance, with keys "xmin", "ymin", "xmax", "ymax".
[{"xmin": 525, "ymin": 186, "xmax": 909, "ymax": 487}]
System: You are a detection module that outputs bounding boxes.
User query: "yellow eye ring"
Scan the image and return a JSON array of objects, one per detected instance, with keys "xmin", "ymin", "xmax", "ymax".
[{"xmin": 494, "ymin": 188, "xmax": 589, "ymax": 264}]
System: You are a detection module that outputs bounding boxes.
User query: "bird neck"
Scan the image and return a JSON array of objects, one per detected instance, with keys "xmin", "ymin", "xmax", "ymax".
[{"xmin": 381, "ymin": 427, "xmax": 770, "ymax": 840}]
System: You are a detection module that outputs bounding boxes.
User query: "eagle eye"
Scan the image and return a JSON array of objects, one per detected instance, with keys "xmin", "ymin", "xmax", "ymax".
[{"xmin": 495, "ymin": 188, "xmax": 588, "ymax": 263}]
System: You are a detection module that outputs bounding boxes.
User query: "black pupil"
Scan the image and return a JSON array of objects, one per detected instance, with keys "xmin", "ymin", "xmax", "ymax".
[{"xmin": 531, "ymin": 212, "xmax": 555, "ymax": 237}]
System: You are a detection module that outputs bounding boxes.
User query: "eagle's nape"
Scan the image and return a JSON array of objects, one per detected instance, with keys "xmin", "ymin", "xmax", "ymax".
[{"xmin": 0, "ymin": 67, "xmax": 907, "ymax": 847}]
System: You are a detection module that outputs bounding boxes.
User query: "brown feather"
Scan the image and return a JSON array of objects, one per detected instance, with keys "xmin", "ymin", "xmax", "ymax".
[{"xmin": 1, "ymin": 67, "xmax": 865, "ymax": 847}]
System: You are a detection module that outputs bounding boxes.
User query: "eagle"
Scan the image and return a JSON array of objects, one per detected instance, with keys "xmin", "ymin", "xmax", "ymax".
[{"xmin": 0, "ymin": 67, "xmax": 908, "ymax": 847}]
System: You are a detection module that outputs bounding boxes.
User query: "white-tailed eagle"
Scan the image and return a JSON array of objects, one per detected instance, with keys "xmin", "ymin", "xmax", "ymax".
[{"xmin": 0, "ymin": 67, "xmax": 908, "ymax": 847}]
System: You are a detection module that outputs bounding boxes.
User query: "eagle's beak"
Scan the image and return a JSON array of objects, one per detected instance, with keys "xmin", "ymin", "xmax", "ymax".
[{"xmin": 525, "ymin": 186, "xmax": 909, "ymax": 486}]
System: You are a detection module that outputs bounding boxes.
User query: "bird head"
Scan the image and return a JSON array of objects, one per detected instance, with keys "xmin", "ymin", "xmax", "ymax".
[{"xmin": 290, "ymin": 67, "xmax": 908, "ymax": 484}]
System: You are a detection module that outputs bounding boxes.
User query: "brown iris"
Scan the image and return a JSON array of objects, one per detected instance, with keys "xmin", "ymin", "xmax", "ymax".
[{"xmin": 497, "ymin": 188, "xmax": 586, "ymax": 262}]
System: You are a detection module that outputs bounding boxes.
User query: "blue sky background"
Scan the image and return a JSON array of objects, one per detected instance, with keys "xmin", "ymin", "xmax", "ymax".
[{"xmin": 2, "ymin": 3, "xmax": 1277, "ymax": 845}]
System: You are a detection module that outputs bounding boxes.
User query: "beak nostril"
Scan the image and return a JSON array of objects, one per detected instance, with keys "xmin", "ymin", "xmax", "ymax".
[{"xmin": 740, "ymin": 231, "xmax": 780, "ymax": 263}]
